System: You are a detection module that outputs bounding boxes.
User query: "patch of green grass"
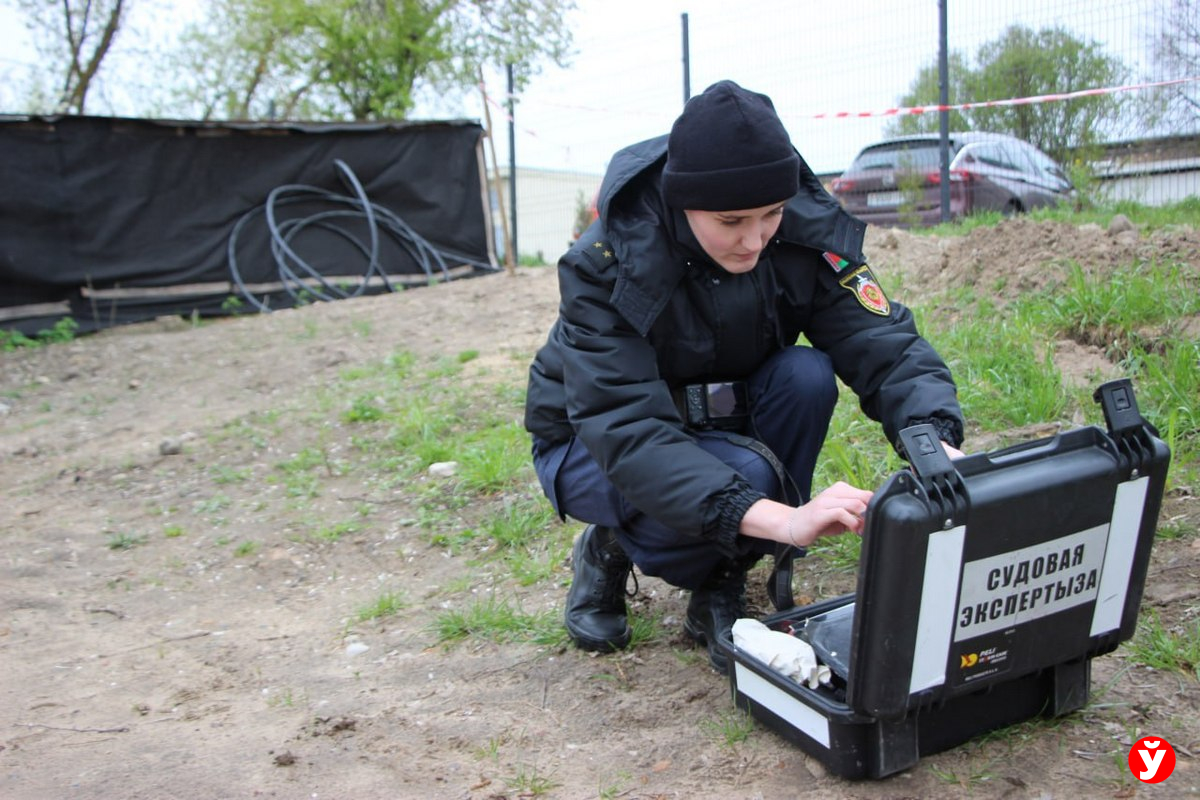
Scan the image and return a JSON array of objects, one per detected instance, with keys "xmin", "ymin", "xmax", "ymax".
[
  {"xmin": 192, "ymin": 493, "xmax": 233, "ymax": 514},
  {"xmin": 813, "ymin": 410, "xmax": 899, "ymax": 492},
  {"xmin": 920, "ymin": 209, "xmax": 1007, "ymax": 237},
  {"xmin": 506, "ymin": 544, "xmax": 570, "ymax": 587},
  {"xmin": 233, "ymin": 540, "xmax": 259, "ymax": 557},
  {"xmin": 428, "ymin": 526, "xmax": 476, "ymax": 553},
  {"xmin": 597, "ymin": 771, "xmax": 633, "ymax": 800},
  {"xmin": 468, "ymin": 500, "xmax": 569, "ymax": 586},
  {"xmin": 504, "ymin": 764, "xmax": 558, "ymax": 796},
  {"xmin": 383, "ymin": 400, "xmax": 458, "ymax": 470},
  {"xmin": 106, "ymin": 531, "xmax": 147, "ymax": 550},
  {"xmin": 417, "ymin": 487, "xmax": 470, "ymax": 538},
  {"xmin": 1121, "ymin": 338, "xmax": 1200, "ymax": 492},
  {"xmin": 0, "ymin": 317, "xmax": 78, "ymax": 350},
  {"xmin": 473, "ymin": 499, "xmax": 559, "ymax": 551},
  {"xmin": 1125, "ymin": 609, "xmax": 1200, "ymax": 679},
  {"xmin": 917, "ymin": 197, "xmax": 1200, "ymax": 237},
  {"xmin": 627, "ymin": 608, "xmax": 666, "ymax": 648},
  {"xmin": 313, "ymin": 521, "xmax": 360, "ymax": 543},
  {"xmin": 343, "ymin": 395, "xmax": 386, "ymax": 423},
  {"xmin": 1155, "ymin": 518, "xmax": 1193, "ymax": 541},
  {"xmin": 457, "ymin": 349, "xmax": 479, "ymax": 363},
  {"xmin": 474, "ymin": 735, "xmax": 505, "ymax": 762},
  {"xmin": 456, "ymin": 420, "xmax": 532, "ymax": 493},
  {"xmin": 432, "ymin": 595, "xmax": 562, "ymax": 646},
  {"xmin": 700, "ymin": 708, "xmax": 755, "ymax": 747},
  {"xmin": 209, "ymin": 465, "xmax": 250, "ymax": 484},
  {"xmin": 935, "ymin": 308, "xmax": 1070, "ymax": 431},
  {"xmin": 598, "ymin": 772, "xmax": 635, "ymax": 800},
  {"xmin": 211, "ymin": 410, "xmax": 279, "ymax": 450},
  {"xmin": 426, "ymin": 356, "xmax": 464, "ymax": 379},
  {"xmin": 277, "ymin": 448, "xmax": 329, "ymax": 473},
  {"xmin": 279, "ymin": 470, "xmax": 321, "ymax": 499},
  {"xmin": 806, "ymin": 532, "xmax": 863, "ymax": 572},
  {"xmin": 1037, "ymin": 260, "xmax": 1200, "ymax": 355},
  {"xmin": 355, "ymin": 591, "xmax": 408, "ymax": 623},
  {"xmin": 264, "ymin": 687, "xmax": 304, "ymax": 708},
  {"xmin": 163, "ymin": 524, "xmax": 186, "ymax": 538},
  {"xmin": 273, "ymin": 447, "xmax": 333, "ymax": 497},
  {"xmin": 387, "ymin": 349, "xmax": 417, "ymax": 377},
  {"xmin": 1049, "ymin": 196, "xmax": 1200, "ymax": 232},
  {"xmin": 902, "ymin": 257, "xmax": 1196, "ymax": 496}
]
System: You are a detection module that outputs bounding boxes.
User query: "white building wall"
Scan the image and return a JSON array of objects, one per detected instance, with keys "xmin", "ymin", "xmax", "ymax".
[
  {"xmin": 1093, "ymin": 158, "xmax": 1200, "ymax": 206},
  {"xmin": 493, "ymin": 168, "xmax": 603, "ymax": 264}
]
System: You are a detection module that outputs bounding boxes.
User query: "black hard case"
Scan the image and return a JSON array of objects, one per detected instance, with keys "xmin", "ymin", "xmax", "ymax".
[{"xmin": 718, "ymin": 380, "xmax": 1170, "ymax": 779}]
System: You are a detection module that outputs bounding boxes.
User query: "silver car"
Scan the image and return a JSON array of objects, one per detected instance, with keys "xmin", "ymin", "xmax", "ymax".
[{"xmin": 830, "ymin": 132, "xmax": 1075, "ymax": 228}]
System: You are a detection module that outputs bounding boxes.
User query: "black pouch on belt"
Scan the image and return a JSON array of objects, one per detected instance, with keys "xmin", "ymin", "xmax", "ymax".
[{"xmin": 674, "ymin": 381, "xmax": 750, "ymax": 431}]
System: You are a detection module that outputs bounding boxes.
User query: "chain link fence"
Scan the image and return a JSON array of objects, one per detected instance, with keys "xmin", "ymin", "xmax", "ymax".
[{"xmin": 478, "ymin": 0, "xmax": 1197, "ymax": 263}]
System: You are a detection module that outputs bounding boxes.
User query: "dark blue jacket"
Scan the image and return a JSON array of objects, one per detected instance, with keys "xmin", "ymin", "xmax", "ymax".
[{"xmin": 525, "ymin": 135, "xmax": 962, "ymax": 549}]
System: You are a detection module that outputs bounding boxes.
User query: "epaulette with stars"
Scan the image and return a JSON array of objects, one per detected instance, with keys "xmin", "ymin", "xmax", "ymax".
[{"xmin": 581, "ymin": 238, "xmax": 617, "ymax": 270}]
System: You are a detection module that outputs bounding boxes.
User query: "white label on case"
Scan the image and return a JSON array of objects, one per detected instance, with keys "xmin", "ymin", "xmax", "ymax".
[
  {"xmin": 1090, "ymin": 477, "xmax": 1149, "ymax": 636},
  {"xmin": 910, "ymin": 525, "xmax": 966, "ymax": 693},
  {"xmin": 733, "ymin": 662, "xmax": 831, "ymax": 748},
  {"xmin": 955, "ymin": 525, "xmax": 1109, "ymax": 641}
]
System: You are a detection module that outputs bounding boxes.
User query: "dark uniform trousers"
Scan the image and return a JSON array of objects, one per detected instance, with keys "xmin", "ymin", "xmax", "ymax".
[{"xmin": 532, "ymin": 346, "xmax": 838, "ymax": 589}]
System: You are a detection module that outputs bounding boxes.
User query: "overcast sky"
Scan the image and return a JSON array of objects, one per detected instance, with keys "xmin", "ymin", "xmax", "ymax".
[
  {"xmin": 470, "ymin": 0, "xmax": 1161, "ymax": 174},
  {"xmin": 0, "ymin": 0, "xmax": 1164, "ymax": 174}
]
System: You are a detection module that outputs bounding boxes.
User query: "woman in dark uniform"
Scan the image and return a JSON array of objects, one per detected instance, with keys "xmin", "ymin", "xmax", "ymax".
[{"xmin": 524, "ymin": 80, "xmax": 964, "ymax": 673}]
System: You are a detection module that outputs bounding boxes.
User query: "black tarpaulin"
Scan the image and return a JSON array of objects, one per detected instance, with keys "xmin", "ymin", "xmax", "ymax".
[{"xmin": 0, "ymin": 114, "xmax": 498, "ymax": 334}]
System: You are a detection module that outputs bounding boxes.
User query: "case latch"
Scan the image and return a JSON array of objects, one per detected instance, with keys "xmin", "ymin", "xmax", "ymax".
[
  {"xmin": 1094, "ymin": 378, "xmax": 1143, "ymax": 435},
  {"xmin": 1093, "ymin": 378, "xmax": 1155, "ymax": 477},
  {"xmin": 897, "ymin": 423, "xmax": 966, "ymax": 529}
]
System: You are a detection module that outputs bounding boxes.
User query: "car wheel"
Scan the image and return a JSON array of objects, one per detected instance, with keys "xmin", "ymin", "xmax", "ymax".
[{"xmin": 1003, "ymin": 199, "xmax": 1022, "ymax": 216}]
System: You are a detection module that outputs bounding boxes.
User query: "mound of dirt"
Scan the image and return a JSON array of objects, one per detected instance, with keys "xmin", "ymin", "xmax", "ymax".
[
  {"xmin": 1, "ymin": 218, "xmax": 1196, "ymax": 799},
  {"xmin": 869, "ymin": 215, "xmax": 1200, "ymax": 298}
]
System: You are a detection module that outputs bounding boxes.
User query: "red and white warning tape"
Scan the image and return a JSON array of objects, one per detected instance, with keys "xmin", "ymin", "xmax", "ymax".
[
  {"xmin": 477, "ymin": 76, "xmax": 1199, "ymax": 145},
  {"xmin": 808, "ymin": 76, "xmax": 1199, "ymax": 119}
]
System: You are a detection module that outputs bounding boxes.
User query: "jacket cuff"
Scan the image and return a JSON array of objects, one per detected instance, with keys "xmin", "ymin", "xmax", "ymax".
[
  {"xmin": 704, "ymin": 482, "xmax": 766, "ymax": 558},
  {"xmin": 896, "ymin": 415, "xmax": 964, "ymax": 459}
]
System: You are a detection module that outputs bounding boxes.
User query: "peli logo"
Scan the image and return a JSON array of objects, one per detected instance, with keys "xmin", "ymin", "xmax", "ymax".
[{"xmin": 1127, "ymin": 735, "xmax": 1176, "ymax": 783}]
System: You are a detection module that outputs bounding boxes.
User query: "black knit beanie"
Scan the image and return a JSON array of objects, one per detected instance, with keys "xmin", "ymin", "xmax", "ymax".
[{"xmin": 662, "ymin": 80, "xmax": 800, "ymax": 211}]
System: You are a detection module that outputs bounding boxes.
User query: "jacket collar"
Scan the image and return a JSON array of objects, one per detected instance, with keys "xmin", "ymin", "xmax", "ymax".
[{"xmin": 598, "ymin": 135, "xmax": 868, "ymax": 336}]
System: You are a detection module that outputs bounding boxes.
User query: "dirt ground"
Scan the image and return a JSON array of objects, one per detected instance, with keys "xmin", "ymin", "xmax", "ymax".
[{"xmin": 1, "ymin": 218, "xmax": 1197, "ymax": 799}]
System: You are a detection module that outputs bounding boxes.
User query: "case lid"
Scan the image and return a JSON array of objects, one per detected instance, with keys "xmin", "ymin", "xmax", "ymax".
[{"xmin": 845, "ymin": 380, "xmax": 1170, "ymax": 719}]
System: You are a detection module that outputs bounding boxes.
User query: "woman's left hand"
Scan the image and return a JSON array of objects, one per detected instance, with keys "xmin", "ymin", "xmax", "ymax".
[{"xmin": 941, "ymin": 441, "xmax": 965, "ymax": 460}]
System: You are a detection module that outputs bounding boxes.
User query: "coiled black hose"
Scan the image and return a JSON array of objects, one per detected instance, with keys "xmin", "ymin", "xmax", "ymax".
[{"xmin": 228, "ymin": 159, "xmax": 484, "ymax": 312}]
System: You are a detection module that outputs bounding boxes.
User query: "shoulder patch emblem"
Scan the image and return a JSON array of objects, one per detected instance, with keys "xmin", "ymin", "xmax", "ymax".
[
  {"xmin": 823, "ymin": 251, "xmax": 852, "ymax": 273},
  {"xmin": 838, "ymin": 265, "xmax": 891, "ymax": 316},
  {"xmin": 583, "ymin": 240, "xmax": 617, "ymax": 269}
]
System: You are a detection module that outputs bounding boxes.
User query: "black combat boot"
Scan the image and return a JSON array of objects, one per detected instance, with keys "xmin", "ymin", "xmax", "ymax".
[
  {"xmin": 564, "ymin": 525, "xmax": 633, "ymax": 652},
  {"xmin": 683, "ymin": 558, "xmax": 757, "ymax": 675}
]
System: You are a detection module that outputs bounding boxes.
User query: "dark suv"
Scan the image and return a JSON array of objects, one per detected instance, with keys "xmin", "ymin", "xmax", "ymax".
[{"xmin": 829, "ymin": 132, "xmax": 1075, "ymax": 228}]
